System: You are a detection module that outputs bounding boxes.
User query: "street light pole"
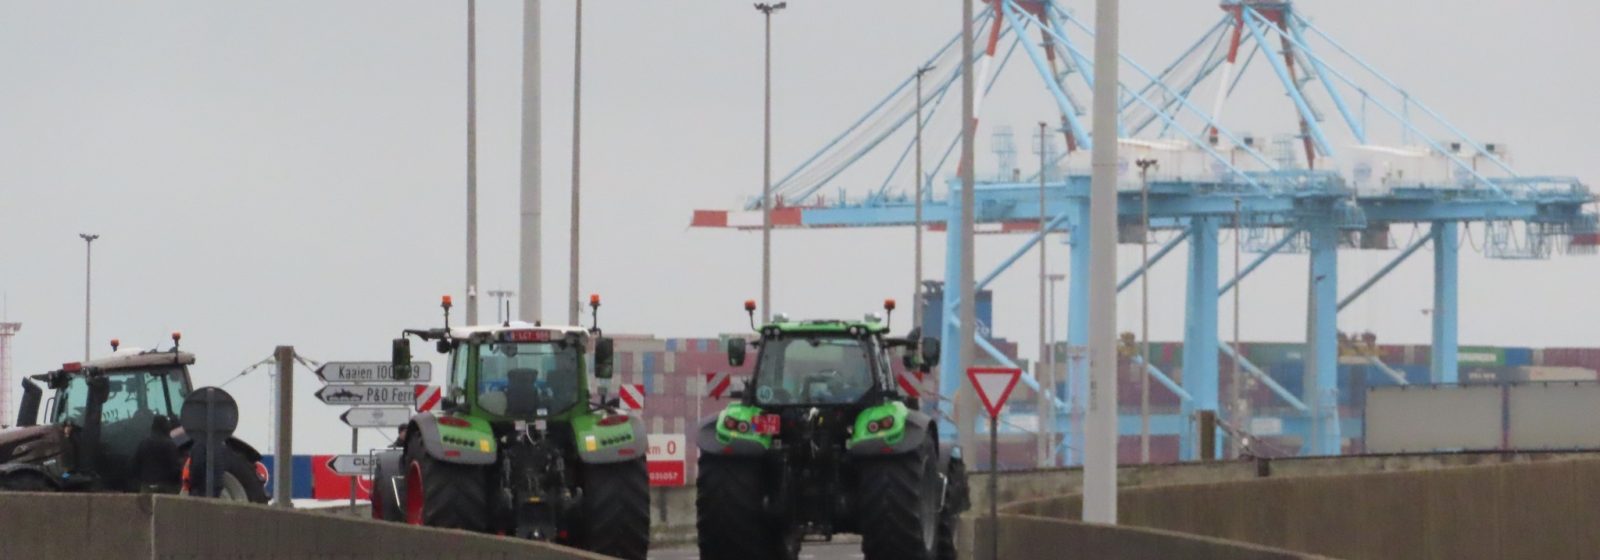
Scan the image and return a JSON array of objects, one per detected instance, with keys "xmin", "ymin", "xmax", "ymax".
[
  {"xmin": 1083, "ymin": 0, "xmax": 1120, "ymax": 524},
  {"xmin": 1136, "ymin": 158, "xmax": 1157, "ymax": 463},
  {"xmin": 79, "ymin": 233, "xmax": 99, "ymax": 360},
  {"xmin": 465, "ymin": 0, "xmax": 480, "ymax": 326},
  {"xmin": 913, "ymin": 63, "xmax": 934, "ymax": 332},
  {"xmin": 756, "ymin": 2, "xmax": 787, "ymax": 323},
  {"xmin": 568, "ymin": 0, "xmax": 583, "ymax": 326},
  {"xmin": 1037, "ymin": 121, "xmax": 1050, "ymax": 468}
]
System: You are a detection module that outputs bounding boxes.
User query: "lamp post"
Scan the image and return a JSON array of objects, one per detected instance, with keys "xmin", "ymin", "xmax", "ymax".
[
  {"xmin": 466, "ymin": 0, "xmax": 480, "ymax": 325},
  {"xmin": 568, "ymin": 0, "xmax": 583, "ymax": 326},
  {"xmin": 913, "ymin": 63, "xmax": 935, "ymax": 331},
  {"xmin": 756, "ymin": 2, "xmax": 787, "ymax": 323},
  {"xmin": 79, "ymin": 233, "xmax": 99, "ymax": 360},
  {"xmin": 1135, "ymin": 158, "xmax": 1158, "ymax": 463}
]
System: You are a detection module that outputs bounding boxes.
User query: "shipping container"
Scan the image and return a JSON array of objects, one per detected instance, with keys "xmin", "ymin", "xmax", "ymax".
[
  {"xmin": 1457, "ymin": 346, "xmax": 1505, "ymax": 367},
  {"xmin": 1514, "ymin": 365, "xmax": 1597, "ymax": 382},
  {"xmin": 1246, "ymin": 342, "xmax": 1305, "ymax": 367},
  {"xmin": 1504, "ymin": 347, "xmax": 1534, "ymax": 367}
]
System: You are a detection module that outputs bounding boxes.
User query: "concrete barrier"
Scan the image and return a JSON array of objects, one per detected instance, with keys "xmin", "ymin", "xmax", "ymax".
[
  {"xmin": 968, "ymin": 514, "xmax": 1328, "ymax": 560},
  {"xmin": 0, "ymin": 493, "xmax": 610, "ymax": 559},
  {"xmin": 652, "ymin": 450, "xmax": 1600, "ymax": 548},
  {"xmin": 1006, "ymin": 457, "xmax": 1600, "ymax": 559}
]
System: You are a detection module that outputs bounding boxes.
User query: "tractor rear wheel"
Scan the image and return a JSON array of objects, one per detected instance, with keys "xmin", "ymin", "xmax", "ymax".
[
  {"xmin": 371, "ymin": 460, "xmax": 404, "ymax": 522},
  {"xmin": 858, "ymin": 437, "xmax": 940, "ymax": 560},
  {"xmin": 0, "ymin": 472, "xmax": 54, "ymax": 492},
  {"xmin": 578, "ymin": 458, "xmax": 650, "ymax": 560},
  {"xmin": 402, "ymin": 431, "xmax": 489, "ymax": 531},
  {"xmin": 697, "ymin": 456, "xmax": 785, "ymax": 560}
]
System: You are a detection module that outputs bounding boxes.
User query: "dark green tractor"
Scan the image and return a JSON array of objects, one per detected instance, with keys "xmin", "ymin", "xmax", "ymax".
[
  {"xmin": 696, "ymin": 300, "xmax": 969, "ymax": 560},
  {"xmin": 0, "ymin": 338, "xmax": 268, "ymax": 503},
  {"xmin": 371, "ymin": 295, "xmax": 649, "ymax": 560}
]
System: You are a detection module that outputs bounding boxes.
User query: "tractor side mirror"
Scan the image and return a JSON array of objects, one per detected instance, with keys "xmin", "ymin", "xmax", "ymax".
[
  {"xmin": 594, "ymin": 337, "xmax": 615, "ymax": 380},
  {"xmin": 435, "ymin": 340, "xmax": 452, "ymax": 355},
  {"xmin": 920, "ymin": 337, "xmax": 941, "ymax": 371},
  {"xmin": 727, "ymin": 338, "xmax": 748, "ymax": 367},
  {"xmin": 392, "ymin": 338, "xmax": 413, "ymax": 380}
]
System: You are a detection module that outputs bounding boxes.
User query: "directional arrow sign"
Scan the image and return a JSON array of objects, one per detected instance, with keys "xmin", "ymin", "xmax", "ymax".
[
  {"xmin": 316, "ymin": 384, "xmax": 419, "ymax": 407},
  {"xmin": 340, "ymin": 407, "xmax": 412, "ymax": 429},
  {"xmin": 326, "ymin": 454, "xmax": 376, "ymax": 477},
  {"xmin": 316, "ymin": 361, "xmax": 431, "ymax": 383},
  {"xmin": 967, "ymin": 367, "xmax": 1022, "ymax": 418}
]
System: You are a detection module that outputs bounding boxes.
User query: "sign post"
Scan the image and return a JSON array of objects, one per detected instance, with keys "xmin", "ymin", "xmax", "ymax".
[
  {"xmin": 968, "ymin": 366, "xmax": 1022, "ymax": 560},
  {"xmin": 316, "ymin": 360, "xmax": 429, "ymax": 513}
]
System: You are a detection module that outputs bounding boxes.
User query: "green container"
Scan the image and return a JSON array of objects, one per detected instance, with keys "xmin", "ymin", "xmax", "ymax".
[
  {"xmin": 1246, "ymin": 342, "xmax": 1306, "ymax": 367},
  {"xmin": 1457, "ymin": 346, "xmax": 1505, "ymax": 367}
]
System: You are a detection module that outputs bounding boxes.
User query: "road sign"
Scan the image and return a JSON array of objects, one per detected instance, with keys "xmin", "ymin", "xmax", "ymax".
[
  {"xmin": 316, "ymin": 361, "xmax": 432, "ymax": 383},
  {"xmin": 619, "ymin": 383, "xmax": 645, "ymax": 411},
  {"xmin": 315, "ymin": 384, "xmax": 419, "ymax": 407},
  {"xmin": 704, "ymin": 371, "xmax": 731, "ymax": 398},
  {"xmin": 340, "ymin": 407, "xmax": 411, "ymax": 429},
  {"xmin": 967, "ymin": 367, "xmax": 1022, "ymax": 418},
  {"xmin": 896, "ymin": 370, "xmax": 926, "ymax": 399},
  {"xmin": 414, "ymin": 385, "xmax": 442, "ymax": 412},
  {"xmin": 647, "ymin": 434, "xmax": 686, "ymax": 487},
  {"xmin": 325, "ymin": 454, "xmax": 375, "ymax": 477}
]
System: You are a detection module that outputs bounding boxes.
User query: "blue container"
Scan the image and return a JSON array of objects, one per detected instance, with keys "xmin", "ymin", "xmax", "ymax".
[
  {"xmin": 1400, "ymin": 364, "xmax": 1432, "ymax": 385},
  {"xmin": 1268, "ymin": 363, "xmax": 1305, "ymax": 398},
  {"xmin": 261, "ymin": 455, "xmax": 315, "ymax": 499},
  {"xmin": 1504, "ymin": 347, "xmax": 1533, "ymax": 367}
]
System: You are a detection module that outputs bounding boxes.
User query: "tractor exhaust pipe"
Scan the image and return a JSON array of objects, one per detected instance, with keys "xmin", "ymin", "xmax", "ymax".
[
  {"xmin": 16, "ymin": 379, "xmax": 41, "ymax": 427},
  {"xmin": 74, "ymin": 375, "xmax": 110, "ymax": 474}
]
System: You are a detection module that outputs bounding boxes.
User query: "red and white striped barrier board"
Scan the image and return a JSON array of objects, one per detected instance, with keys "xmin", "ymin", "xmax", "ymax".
[
  {"xmin": 704, "ymin": 371, "xmax": 732, "ymax": 398},
  {"xmin": 414, "ymin": 385, "xmax": 441, "ymax": 413},
  {"xmin": 619, "ymin": 383, "xmax": 645, "ymax": 411}
]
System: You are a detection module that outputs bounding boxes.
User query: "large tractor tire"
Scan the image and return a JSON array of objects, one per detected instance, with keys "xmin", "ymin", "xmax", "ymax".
[
  {"xmin": 371, "ymin": 460, "xmax": 404, "ymax": 522},
  {"xmin": 402, "ymin": 431, "xmax": 489, "ymax": 532},
  {"xmin": 578, "ymin": 458, "xmax": 650, "ymax": 560},
  {"xmin": 181, "ymin": 448, "xmax": 268, "ymax": 503},
  {"xmin": 858, "ymin": 437, "xmax": 940, "ymax": 560},
  {"xmin": 697, "ymin": 456, "xmax": 787, "ymax": 560},
  {"xmin": 0, "ymin": 472, "xmax": 55, "ymax": 492}
]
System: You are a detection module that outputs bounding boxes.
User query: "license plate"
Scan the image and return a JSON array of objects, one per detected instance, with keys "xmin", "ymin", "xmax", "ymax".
[{"xmin": 754, "ymin": 414, "xmax": 782, "ymax": 435}]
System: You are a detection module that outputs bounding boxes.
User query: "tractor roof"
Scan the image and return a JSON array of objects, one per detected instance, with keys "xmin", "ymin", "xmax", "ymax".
[
  {"xmin": 85, "ymin": 348, "xmax": 195, "ymax": 370},
  {"xmin": 449, "ymin": 322, "xmax": 590, "ymax": 340},
  {"xmin": 763, "ymin": 318, "xmax": 889, "ymax": 335}
]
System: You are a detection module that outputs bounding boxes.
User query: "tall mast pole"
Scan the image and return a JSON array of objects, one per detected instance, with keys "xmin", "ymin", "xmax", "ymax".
[{"xmin": 518, "ymin": 0, "xmax": 544, "ymax": 323}]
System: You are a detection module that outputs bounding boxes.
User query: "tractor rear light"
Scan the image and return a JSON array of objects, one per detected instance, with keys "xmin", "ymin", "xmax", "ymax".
[
  {"xmin": 438, "ymin": 416, "xmax": 471, "ymax": 428},
  {"xmin": 597, "ymin": 414, "xmax": 630, "ymax": 427},
  {"xmin": 444, "ymin": 450, "xmax": 461, "ymax": 457},
  {"xmin": 878, "ymin": 417, "xmax": 895, "ymax": 431},
  {"xmin": 62, "ymin": 362, "xmax": 82, "ymax": 373},
  {"xmin": 723, "ymin": 417, "xmax": 738, "ymax": 431},
  {"xmin": 254, "ymin": 462, "xmax": 270, "ymax": 483}
]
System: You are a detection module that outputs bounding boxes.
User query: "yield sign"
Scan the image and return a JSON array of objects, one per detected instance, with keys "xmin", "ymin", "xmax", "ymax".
[{"xmin": 966, "ymin": 367, "xmax": 1022, "ymax": 418}]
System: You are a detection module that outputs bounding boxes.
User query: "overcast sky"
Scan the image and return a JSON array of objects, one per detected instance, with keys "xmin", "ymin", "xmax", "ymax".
[{"xmin": 2, "ymin": 1, "xmax": 1597, "ymax": 453}]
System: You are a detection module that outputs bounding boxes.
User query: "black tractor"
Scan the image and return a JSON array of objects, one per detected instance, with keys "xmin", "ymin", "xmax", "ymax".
[
  {"xmin": 0, "ymin": 336, "xmax": 268, "ymax": 502},
  {"xmin": 695, "ymin": 300, "xmax": 970, "ymax": 560}
]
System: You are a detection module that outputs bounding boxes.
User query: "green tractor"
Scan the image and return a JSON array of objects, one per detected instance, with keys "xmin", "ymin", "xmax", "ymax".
[
  {"xmin": 696, "ymin": 300, "xmax": 969, "ymax": 560},
  {"xmin": 372, "ymin": 295, "xmax": 649, "ymax": 560}
]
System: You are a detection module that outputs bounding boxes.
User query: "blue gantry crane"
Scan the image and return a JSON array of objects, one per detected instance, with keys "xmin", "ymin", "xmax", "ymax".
[{"xmin": 691, "ymin": 0, "xmax": 1595, "ymax": 463}]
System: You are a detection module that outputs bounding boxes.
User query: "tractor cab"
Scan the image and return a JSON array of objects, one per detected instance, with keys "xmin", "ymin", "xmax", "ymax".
[
  {"xmin": 10, "ymin": 337, "xmax": 194, "ymax": 491},
  {"xmin": 452, "ymin": 325, "xmax": 595, "ymax": 421}
]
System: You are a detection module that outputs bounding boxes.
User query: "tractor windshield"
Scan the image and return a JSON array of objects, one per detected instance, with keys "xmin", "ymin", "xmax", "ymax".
[
  {"xmin": 753, "ymin": 336, "xmax": 875, "ymax": 406},
  {"xmin": 55, "ymin": 367, "xmax": 188, "ymax": 427},
  {"xmin": 476, "ymin": 342, "xmax": 583, "ymax": 417}
]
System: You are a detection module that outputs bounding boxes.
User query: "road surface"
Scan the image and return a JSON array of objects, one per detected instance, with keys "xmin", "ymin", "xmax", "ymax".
[{"xmin": 651, "ymin": 543, "xmax": 864, "ymax": 560}]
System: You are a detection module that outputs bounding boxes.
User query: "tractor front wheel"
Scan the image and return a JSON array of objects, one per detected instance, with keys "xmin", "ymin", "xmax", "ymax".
[
  {"xmin": 578, "ymin": 458, "xmax": 650, "ymax": 560},
  {"xmin": 402, "ymin": 431, "xmax": 489, "ymax": 531},
  {"xmin": 371, "ymin": 460, "xmax": 404, "ymax": 522},
  {"xmin": 858, "ymin": 437, "xmax": 940, "ymax": 560},
  {"xmin": 697, "ymin": 456, "xmax": 786, "ymax": 560}
]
